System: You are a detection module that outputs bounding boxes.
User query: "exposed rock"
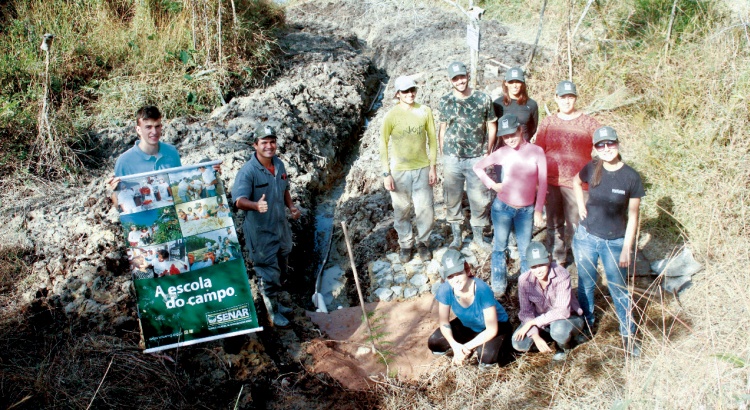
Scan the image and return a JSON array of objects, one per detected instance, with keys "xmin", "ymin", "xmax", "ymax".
[
  {"xmin": 409, "ymin": 274, "xmax": 428, "ymax": 287},
  {"xmin": 373, "ymin": 287, "xmax": 394, "ymax": 302},
  {"xmin": 403, "ymin": 287, "xmax": 418, "ymax": 299}
]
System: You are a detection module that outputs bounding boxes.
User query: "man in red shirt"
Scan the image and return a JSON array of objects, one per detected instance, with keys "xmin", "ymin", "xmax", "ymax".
[{"xmin": 534, "ymin": 81, "xmax": 600, "ymax": 264}]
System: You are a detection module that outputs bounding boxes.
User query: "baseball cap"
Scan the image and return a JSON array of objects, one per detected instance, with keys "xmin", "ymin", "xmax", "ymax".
[
  {"xmin": 505, "ymin": 67, "xmax": 525, "ymax": 82},
  {"xmin": 393, "ymin": 76, "xmax": 417, "ymax": 96},
  {"xmin": 253, "ymin": 124, "xmax": 277, "ymax": 141},
  {"xmin": 497, "ymin": 114, "xmax": 520, "ymax": 137},
  {"xmin": 526, "ymin": 241, "xmax": 550, "ymax": 267},
  {"xmin": 441, "ymin": 249, "xmax": 466, "ymax": 279},
  {"xmin": 555, "ymin": 80, "xmax": 577, "ymax": 96},
  {"xmin": 447, "ymin": 61, "xmax": 467, "ymax": 79},
  {"xmin": 593, "ymin": 126, "xmax": 619, "ymax": 144}
]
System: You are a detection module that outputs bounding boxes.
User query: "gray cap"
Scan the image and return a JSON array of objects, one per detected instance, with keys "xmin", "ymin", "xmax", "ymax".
[
  {"xmin": 593, "ymin": 126, "xmax": 619, "ymax": 144},
  {"xmin": 505, "ymin": 67, "xmax": 525, "ymax": 82},
  {"xmin": 526, "ymin": 241, "xmax": 550, "ymax": 267},
  {"xmin": 497, "ymin": 114, "xmax": 520, "ymax": 137},
  {"xmin": 447, "ymin": 61, "xmax": 467, "ymax": 78},
  {"xmin": 393, "ymin": 76, "xmax": 417, "ymax": 97},
  {"xmin": 555, "ymin": 80, "xmax": 577, "ymax": 96},
  {"xmin": 441, "ymin": 249, "xmax": 466, "ymax": 279},
  {"xmin": 253, "ymin": 124, "xmax": 277, "ymax": 141}
]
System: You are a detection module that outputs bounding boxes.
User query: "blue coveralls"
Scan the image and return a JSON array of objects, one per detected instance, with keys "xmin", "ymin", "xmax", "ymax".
[{"xmin": 231, "ymin": 153, "xmax": 293, "ymax": 298}]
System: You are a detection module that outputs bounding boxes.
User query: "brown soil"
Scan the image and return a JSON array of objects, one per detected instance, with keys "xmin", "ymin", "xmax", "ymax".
[{"xmin": 306, "ymin": 294, "xmax": 440, "ymax": 390}]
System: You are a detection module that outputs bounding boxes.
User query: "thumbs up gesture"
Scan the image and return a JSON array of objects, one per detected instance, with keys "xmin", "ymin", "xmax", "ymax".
[{"xmin": 256, "ymin": 194, "xmax": 268, "ymax": 213}]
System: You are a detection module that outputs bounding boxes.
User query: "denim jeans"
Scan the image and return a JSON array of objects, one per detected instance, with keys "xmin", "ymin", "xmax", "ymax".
[
  {"xmin": 573, "ymin": 225, "xmax": 636, "ymax": 337},
  {"xmin": 511, "ymin": 316, "xmax": 585, "ymax": 351},
  {"xmin": 546, "ymin": 185, "xmax": 588, "ymax": 263},
  {"xmin": 490, "ymin": 198, "xmax": 534, "ymax": 294},
  {"xmin": 442, "ymin": 155, "xmax": 491, "ymax": 228},
  {"xmin": 390, "ymin": 167, "xmax": 435, "ymax": 249}
]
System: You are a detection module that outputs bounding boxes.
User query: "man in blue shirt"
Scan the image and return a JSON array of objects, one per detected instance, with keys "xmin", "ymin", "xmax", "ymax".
[{"xmin": 107, "ymin": 106, "xmax": 182, "ymax": 198}]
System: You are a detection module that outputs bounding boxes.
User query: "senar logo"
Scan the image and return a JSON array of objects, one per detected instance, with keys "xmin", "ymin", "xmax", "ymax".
[{"xmin": 206, "ymin": 305, "xmax": 252, "ymax": 329}]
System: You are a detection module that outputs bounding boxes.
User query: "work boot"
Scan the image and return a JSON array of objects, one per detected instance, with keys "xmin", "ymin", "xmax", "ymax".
[
  {"xmin": 471, "ymin": 226, "xmax": 492, "ymax": 253},
  {"xmin": 261, "ymin": 294, "xmax": 290, "ymax": 328},
  {"xmin": 399, "ymin": 247, "xmax": 412, "ymax": 263},
  {"xmin": 277, "ymin": 302, "xmax": 293, "ymax": 315},
  {"xmin": 417, "ymin": 243, "xmax": 432, "ymax": 261},
  {"xmin": 449, "ymin": 223, "xmax": 462, "ymax": 249},
  {"xmin": 552, "ymin": 347, "xmax": 571, "ymax": 361}
]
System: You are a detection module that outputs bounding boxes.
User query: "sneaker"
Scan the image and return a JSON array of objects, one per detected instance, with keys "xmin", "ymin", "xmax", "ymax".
[
  {"xmin": 552, "ymin": 349, "xmax": 569, "ymax": 361},
  {"xmin": 399, "ymin": 247, "xmax": 412, "ymax": 263},
  {"xmin": 623, "ymin": 337, "xmax": 642, "ymax": 358},
  {"xmin": 449, "ymin": 223, "xmax": 462, "ymax": 250},
  {"xmin": 417, "ymin": 243, "xmax": 432, "ymax": 261}
]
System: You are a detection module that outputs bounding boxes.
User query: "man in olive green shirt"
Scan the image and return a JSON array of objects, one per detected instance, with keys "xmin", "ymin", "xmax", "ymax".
[{"xmin": 381, "ymin": 75, "xmax": 437, "ymax": 263}]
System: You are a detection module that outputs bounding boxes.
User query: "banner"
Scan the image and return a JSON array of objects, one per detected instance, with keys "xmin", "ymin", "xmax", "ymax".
[{"xmin": 116, "ymin": 160, "xmax": 262, "ymax": 353}]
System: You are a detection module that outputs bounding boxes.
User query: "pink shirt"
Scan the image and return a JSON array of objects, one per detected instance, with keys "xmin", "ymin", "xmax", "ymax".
[
  {"xmin": 473, "ymin": 142, "xmax": 547, "ymax": 212},
  {"xmin": 517, "ymin": 263, "xmax": 583, "ymax": 337}
]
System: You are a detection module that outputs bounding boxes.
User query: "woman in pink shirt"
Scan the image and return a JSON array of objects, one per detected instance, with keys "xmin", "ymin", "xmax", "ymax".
[{"xmin": 473, "ymin": 114, "xmax": 547, "ymax": 297}]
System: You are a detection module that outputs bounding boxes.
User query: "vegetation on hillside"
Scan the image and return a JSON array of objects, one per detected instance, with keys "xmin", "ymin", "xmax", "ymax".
[{"xmin": 0, "ymin": 0, "xmax": 284, "ymax": 180}]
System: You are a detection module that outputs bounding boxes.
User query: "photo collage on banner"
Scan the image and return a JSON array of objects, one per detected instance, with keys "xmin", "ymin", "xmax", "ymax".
[{"xmin": 116, "ymin": 161, "xmax": 261, "ymax": 353}]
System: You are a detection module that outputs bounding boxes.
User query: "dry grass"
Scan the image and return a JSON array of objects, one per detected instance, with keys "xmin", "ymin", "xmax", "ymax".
[{"xmin": 374, "ymin": 0, "xmax": 750, "ymax": 408}]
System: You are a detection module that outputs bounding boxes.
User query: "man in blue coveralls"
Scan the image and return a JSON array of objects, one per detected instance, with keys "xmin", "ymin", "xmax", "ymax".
[{"xmin": 232, "ymin": 124, "xmax": 302, "ymax": 328}]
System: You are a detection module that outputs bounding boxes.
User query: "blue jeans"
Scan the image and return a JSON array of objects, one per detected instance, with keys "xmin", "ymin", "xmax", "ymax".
[
  {"xmin": 490, "ymin": 198, "xmax": 533, "ymax": 294},
  {"xmin": 511, "ymin": 316, "xmax": 585, "ymax": 351},
  {"xmin": 573, "ymin": 225, "xmax": 635, "ymax": 337}
]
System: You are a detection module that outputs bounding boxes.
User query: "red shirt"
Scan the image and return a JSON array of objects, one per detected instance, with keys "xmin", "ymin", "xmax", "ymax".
[{"xmin": 534, "ymin": 113, "xmax": 599, "ymax": 189}]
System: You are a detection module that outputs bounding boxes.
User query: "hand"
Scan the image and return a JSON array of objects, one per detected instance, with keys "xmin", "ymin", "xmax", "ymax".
[
  {"xmin": 428, "ymin": 168, "xmax": 437, "ymax": 186},
  {"xmin": 533, "ymin": 211, "xmax": 544, "ymax": 228},
  {"xmin": 107, "ymin": 176, "xmax": 121, "ymax": 191},
  {"xmin": 212, "ymin": 162, "xmax": 222, "ymax": 174},
  {"xmin": 491, "ymin": 182, "xmax": 503, "ymax": 193},
  {"xmin": 451, "ymin": 343, "xmax": 472, "ymax": 365},
  {"xmin": 256, "ymin": 194, "xmax": 268, "ymax": 213},
  {"xmin": 619, "ymin": 247, "xmax": 632, "ymax": 268},
  {"xmin": 290, "ymin": 206, "xmax": 302, "ymax": 220},
  {"xmin": 532, "ymin": 335, "xmax": 552, "ymax": 353},
  {"xmin": 513, "ymin": 321, "xmax": 533, "ymax": 341},
  {"xmin": 383, "ymin": 175, "xmax": 395, "ymax": 191},
  {"xmin": 578, "ymin": 206, "xmax": 587, "ymax": 221}
]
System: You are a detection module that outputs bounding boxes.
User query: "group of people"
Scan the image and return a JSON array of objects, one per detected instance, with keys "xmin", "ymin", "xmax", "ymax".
[
  {"xmin": 109, "ymin": 106, "xmax": 302, "ymax": 328},
  {"xmin": 176, "ymin": 164, "xmax": 218, "ymax": 203},
  {"xmin": 380, "ymin": 62, "xmax": 644, "ymax": 364},
  {"xmin": 117, "ymin": 176, "xmax": 173, "ymax": 214}
]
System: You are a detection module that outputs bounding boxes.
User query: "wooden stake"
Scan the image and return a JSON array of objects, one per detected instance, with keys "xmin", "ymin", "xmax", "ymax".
[
  {"xmin": 340, "ymin": 221, "xmax": 376, "ymax": 352},
  {"xmin": 665, "ymin": 0, "xmax": 680, "ymax": 57},
  {"xmin": 527, "ymin": 0, "xmax": 547, "ymax": 67}
]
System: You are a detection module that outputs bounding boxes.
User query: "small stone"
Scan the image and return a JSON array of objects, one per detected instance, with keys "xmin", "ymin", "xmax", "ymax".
[
  {"xmin": 355, "ymin": 346, "xmax": 372, "ymax": 356},
  {"xmin": 433, "ymin": 247, "xmax": 449, "ymax": 263},
  {"xmin": 426, "ymin": 260, "xmax": 441, "ymax": 276},
  {"xmin": 651, "ymin": 248, "xmax": 702, "ymax": 278},
  {"xmin": 418, "ymin": 283, "xmax": 430, "ymax": 294},
  {"xmin": 390, "ymin": 286, "xmax": 403, "ymax": 297},
  {"xmin": 386, "ymin": 253, "xmax": 401, "ymax": 264},
  {"xmin": 373, "ymin": 287, "xmax": 394, "ymax": 302},
  {"xmin": 403, "ymin": 287, "xmax": 418, "ymax": 299},
  {"xmin": 404, "ymin": 261, "xmax": 425, "ymax": 275},
  {"xmin": 431, "ymin": 282, "xmax": 442, "ymax": 295},
  {"xmin": 376, "ymin": 274, "xmax": 394, "ymax": 288},
  {"xmin": 393, "ymin": 273, "xmax": 407, "ymax": 285},
  {"xmin": 409, "ymin": 274, "xmax": 428, "ymax": 287},
  {"xmin": 392, "ymin": 263, "xmax": 404, "ymax": 273},
  {"xmin": 369, "ymin": 260, "xmax": 390, "ymax": 276}
]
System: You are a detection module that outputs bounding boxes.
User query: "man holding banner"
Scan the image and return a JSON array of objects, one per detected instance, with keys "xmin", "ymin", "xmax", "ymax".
[{"xmin": 232, "ymin": 124, "xmax": 302, "ymax": 328}]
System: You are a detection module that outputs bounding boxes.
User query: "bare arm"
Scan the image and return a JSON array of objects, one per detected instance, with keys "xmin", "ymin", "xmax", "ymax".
[
  {"xmin": 438, "ymin": 122, "xmax": 447, "ymax": 156},
  {"xmin": 486, "ymin": 121, "xmax": 498, "ymax": 155},
  {"xmin": 619, "ymin": 197, "xmax": 641, "ymax": 267},
  {"xmin": 462, "ymin": 306, "xmax": 499, "ymax": 351},
  {"xmin": 573, "ymin": 173, "xmax": 587, "ymax": 221},
  {"xmin": 285, "ymin": 190, "xmax": 301, "ymax": 220}
]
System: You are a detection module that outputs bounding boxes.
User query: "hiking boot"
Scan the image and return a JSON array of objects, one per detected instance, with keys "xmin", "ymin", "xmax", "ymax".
[
  {"xmin": 471, "ymin": 226, "xmax": 492, "ymax": 253},
  {"xmin": 449, "ymin": 223, "xmax": 462, "ymax": 249},
  {"xmin": 417, "ymin": 243, "xmax": 432, "ymax": 261},
  {"xmin": 399, "ymin": 247, "xmax": 412, "ymax": 263},
  {"xmin": 277, "ymin": 302, "xmax": 293, "ymax": 315},
  {"xmin": 262, "ymin": 294, "xmax": 291, "ymax": 328},
  {"xmin": 552, "ymin": 348, "xmax": 571, "ymax": 361}
]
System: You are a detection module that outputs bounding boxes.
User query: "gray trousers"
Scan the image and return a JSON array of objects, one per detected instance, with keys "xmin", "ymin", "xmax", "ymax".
[
  {"xmin": 545, "ymin": 185, "xmax": 588, "ymax": 263},
  {"xmin": 390, "ymin": 167, "xmax": 434, "ymax": 249},
  {"xmin": 511, "ymin": 316, "xmax": 585, "ymax": 351},
  {"xmin": 442, "ymin": 155, "xmax": 491, "ymax": 227}
]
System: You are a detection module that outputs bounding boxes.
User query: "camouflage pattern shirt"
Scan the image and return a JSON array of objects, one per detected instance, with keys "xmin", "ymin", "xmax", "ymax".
[{"xmin": 439, "ymin": 91, "xmax": 497, "ymax": 158}]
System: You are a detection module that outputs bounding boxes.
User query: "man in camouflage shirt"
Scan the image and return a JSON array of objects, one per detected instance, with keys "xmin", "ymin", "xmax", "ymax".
[{"xmin": 438, "ymin": 61, "xmax": 497, "ymax": 251}]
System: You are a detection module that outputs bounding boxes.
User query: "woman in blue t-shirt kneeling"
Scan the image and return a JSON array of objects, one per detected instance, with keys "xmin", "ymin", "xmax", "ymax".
[
  {"xmin": 572, "ymin": 126, "xmax": 645, "ymax": 357},
  {"xmin": 428, "ymin": 249, "xmax": 512, "ymax": 367}
]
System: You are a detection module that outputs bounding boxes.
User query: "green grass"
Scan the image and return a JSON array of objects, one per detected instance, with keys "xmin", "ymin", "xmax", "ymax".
[{"xmin": 0, "ymin": 0, "xmax": 284, "ymax": 180}]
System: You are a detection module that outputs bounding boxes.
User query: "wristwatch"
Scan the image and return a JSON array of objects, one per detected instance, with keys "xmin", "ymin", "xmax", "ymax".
[{"xmin": 382, "ymin": 172, "xmax": 390, "ymax": 177}]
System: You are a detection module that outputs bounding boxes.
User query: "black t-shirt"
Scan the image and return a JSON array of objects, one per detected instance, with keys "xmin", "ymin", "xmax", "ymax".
[
  {"xmin": 492, "ymin": 96, "xmax": 539, "ymax": 141},
  {"xmin": 579, "ymin": 161, "xmax": 645, "ymax": 239}
]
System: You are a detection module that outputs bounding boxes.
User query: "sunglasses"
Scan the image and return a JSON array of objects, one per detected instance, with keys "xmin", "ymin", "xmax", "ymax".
[
  {"xmin": 594, "ymin": 141, "xmax": 618, "ymax": 151},
  {"xmin": 400, "ymin": 88, "xmax": 417, "ymax": 94}
]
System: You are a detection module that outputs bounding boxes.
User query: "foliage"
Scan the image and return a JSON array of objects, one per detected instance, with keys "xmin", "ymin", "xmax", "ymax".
[{"xmin": 0, "ymin": 0, "xmax": 285, "ymax": 181}]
